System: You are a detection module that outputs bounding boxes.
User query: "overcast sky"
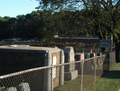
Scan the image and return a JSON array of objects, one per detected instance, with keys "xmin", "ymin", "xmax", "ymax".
[{"xmin": 0, "ymin": 0, "xmax": 39, "ymax": 17}]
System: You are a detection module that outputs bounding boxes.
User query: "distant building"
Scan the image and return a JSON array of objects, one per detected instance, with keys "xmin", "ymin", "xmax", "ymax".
[{"xmin": 54, "ymin": 36, "xmax": 99, "ymax": 44}]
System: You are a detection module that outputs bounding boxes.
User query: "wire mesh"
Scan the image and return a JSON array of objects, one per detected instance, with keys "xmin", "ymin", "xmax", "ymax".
[
  {"xmin": 96, "ymin": 56, "xmax": 104, "ymax": 79},
  {"xmin": 103, "ymin": 51, "xmax": 116, "ymax": 73},
  {"xmin": 55, "ymin": 62, "xmax": 82, "ymax": 91},
  {"xmin": 103, "ymin": 53, "xmax": 109, "ymax": 73},
  {"xmin": 109, "ymin": 51, "xmax": 116, "ymax": 69},
  {"xmin": 0, "ymin": 51, "xmax": 116, "ymax": 91},
  {"xmin": 82, "ymin": 58, "xmax": 95, "ymax": 91},
  {"xmin": 0, "ymin": 68, "xmax": 47, "ymax": 91}
]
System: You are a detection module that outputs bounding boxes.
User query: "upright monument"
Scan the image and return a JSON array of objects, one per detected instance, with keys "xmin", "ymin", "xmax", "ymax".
[{"xmin": 64, "ymin": 46, "xmax": 78, "ymax": 80}]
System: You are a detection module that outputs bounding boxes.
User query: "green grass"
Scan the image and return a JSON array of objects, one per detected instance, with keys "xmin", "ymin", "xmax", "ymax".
[
  {"xmin": 0, "ymin": 87, "xmax": 5, "ymax": 91},
  {"xmin": 54, "ymin": 75, "xmax": 81, "ymax": 91},
  {"xmin": 85, "ymin": 62, "xmax": 120, "ymax": 91},
  {"xmin": 54, "ymin": 74, "xmax": 94, "ymax": 91},
  {"xmin": 54, "ymin": 62, "xmax": 120, "ymax": 91}
]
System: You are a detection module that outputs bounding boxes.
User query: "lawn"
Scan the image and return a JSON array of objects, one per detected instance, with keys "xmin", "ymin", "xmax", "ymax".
[
  {"xmin": 54, "ymin": 75, "xmax": 81, "ymax": 91},
  {"xmin": 54, "ymin": 62, "xmax": 120, "ymax": 91},
  {"xmin": 54, "ymin": 74, "xmax": 95, "ymax": 91},
  {"xmin": 86, "ymin": 62, "xmax": 120, "ymax": 91}
]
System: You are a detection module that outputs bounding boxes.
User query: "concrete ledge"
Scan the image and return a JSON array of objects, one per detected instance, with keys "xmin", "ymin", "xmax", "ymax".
[{"xmin": 64, "ymin": 70, "xmax": 78, "ymax": 80}]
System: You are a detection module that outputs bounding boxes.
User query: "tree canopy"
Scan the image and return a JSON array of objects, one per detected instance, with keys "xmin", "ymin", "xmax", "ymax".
[
  {"xmin": 0, "ymin": 9, "xmax": 93, "ymax": 41},
  {"xmin": 36, "ymin": 0, "xmax": 120, "ymax": 38},
  {"xmin": 1, "ymin": 0, "xmax": 120, "ymax": 61},
  {"xmin": 36, "ymin": 0, "xmax": 120, "ymax": 62}
]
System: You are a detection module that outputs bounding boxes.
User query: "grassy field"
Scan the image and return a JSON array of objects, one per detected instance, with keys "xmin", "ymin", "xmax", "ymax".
[
  {"xmin": 86, "ymin": 62, "xmax": 120, "ymax": 91},
  {"xmin": 54, "ymin": 75, "xmax": 81, "ymax": 91},
  {"xmin": 54, "ymin": 74, "xmax": 95, "ymax": 91},
  {"xmin": 54, "ymin": 62, "xmax": 120, "ymax": 91}
]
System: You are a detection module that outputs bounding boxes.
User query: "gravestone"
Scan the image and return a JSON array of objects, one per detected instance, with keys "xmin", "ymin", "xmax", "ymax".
[
  {"xmin": 84, "ymin": 53, "xmax": 92, "ymax": 73},
  {"xmin": 84, "ymin": 53, "xmax": 90, "ymax": 59},
  {"xmin": 90, "ymin": 53, "xmax": 96, "ymax": 65},
  {"xmin": 64, "ymin": 46, "xmax": 75, "ymax": 71},
  {"xmin": 97, "ymin": 53, "xmax": 102, "ymax": 65},
  {"xmin": 18, "ymin": 82, "xmax": 30, "ymax": 91},
  {"xmin": 64, "ymin": 46, "xmax": 78, "ymax": 80},
  {"xmin": 75, "ymin": 53, "xmax": 84, "ymax": 61},
  {"xmin": 5, "ymin": 87, "xmax": 17, "ymax": 91},
  {"xmin": 90, "ymin": 52, "xmax": 96, "ymax": 70},
  {"xmin": 75, "ymin": 53, "xmax": 84, "ymax": 74},
  {"xmin": 90, "ymin": 53, "xmax": 96, "ymax": 58}
]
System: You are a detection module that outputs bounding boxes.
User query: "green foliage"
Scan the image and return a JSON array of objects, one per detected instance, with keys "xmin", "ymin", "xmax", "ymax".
[
  {"xmin": 35, "ymin": 0, "xmax": 120, "ymax": 62},
  {"xmin": 36, "ymin": 0, "xmax": 120, "ymax": 40},
  {"xmin": 1, "ymin": 0, "xmax": 120, "ymax": 44},
  {"xmin": 0, "ymin": 9, "xmax": 93, "ymax": 41}
]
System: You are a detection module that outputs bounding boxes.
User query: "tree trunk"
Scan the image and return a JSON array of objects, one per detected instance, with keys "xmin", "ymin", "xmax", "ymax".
[{"xmin": 115, "ymin": 41, "xmax": 120, "ymax": 63}]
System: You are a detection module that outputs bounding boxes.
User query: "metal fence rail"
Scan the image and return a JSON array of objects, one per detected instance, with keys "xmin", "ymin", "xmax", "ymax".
[{"xmin": 0, "ymin": 51, "xmax": 116, "ymax": 91}]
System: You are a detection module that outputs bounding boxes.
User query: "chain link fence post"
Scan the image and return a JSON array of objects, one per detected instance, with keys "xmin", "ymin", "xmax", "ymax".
[
  {"xmin": 94, "ymin": 57, "xmax": 96, "ymax": 82},
  {"xmin": 51, "ymin": 65, "xmax": 53, "ymax": 91},
  {"xmin": 80, "ymin": 59, "xmax": 84, "ymax": 91}
]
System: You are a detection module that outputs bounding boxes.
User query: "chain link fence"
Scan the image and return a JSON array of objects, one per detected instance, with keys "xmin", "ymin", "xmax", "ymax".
[
  {"xmin": 103, "ymin": 51, "xmax": 116, "ymax": 74},
  {"xmin": 0, "ymin": 67, "xmax": 46, "ymax": 91},
  {"xmin": 0, "ymin": 51, "xmax": 116, "ymax": 91}
]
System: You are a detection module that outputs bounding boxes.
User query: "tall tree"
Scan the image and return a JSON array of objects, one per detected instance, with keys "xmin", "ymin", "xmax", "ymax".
[{"xmin": 36, "ymin": 0, "xmax": 120, "ymax": 62}]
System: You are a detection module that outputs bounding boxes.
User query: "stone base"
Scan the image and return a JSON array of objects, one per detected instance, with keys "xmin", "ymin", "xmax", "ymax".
[{"xmin": 64, "ymin": 70, "xmax": 78, "ymax": 80}]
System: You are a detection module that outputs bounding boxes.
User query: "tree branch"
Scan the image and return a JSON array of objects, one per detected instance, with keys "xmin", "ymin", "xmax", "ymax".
[
  {"xmin": 114, "ymin": 0, "xmax": 120, "ymax": 9},
  {"xmin": 99, "ymin": 0, "xmax": 109, "ymax": 11},
  {"xmin": 82, "ymin": 0, "xmax": 88, "ymax": 10}
]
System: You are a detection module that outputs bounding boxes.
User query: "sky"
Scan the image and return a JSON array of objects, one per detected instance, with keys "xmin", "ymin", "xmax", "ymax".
[{"xmin": 0, "ymin": 0, "xmax": 39, "ymax": 18}]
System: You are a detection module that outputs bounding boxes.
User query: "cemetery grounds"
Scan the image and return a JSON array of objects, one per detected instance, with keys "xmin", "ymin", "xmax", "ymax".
[{"xmin": 54, "ymin": 62, "xmax": 120, "ymax": 91}]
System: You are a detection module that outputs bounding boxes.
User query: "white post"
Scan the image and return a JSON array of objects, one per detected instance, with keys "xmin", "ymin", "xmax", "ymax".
[
  {"xmin": 60, "ymin": 50, "xmax": 64, "ymax": 85},
  {"xmin": 44, "ymin": 51, "xmax": 52, "ymax": 91},
  {"xmin": 94, "ymin": 57, "xmax": 97, "ymax": 82}
]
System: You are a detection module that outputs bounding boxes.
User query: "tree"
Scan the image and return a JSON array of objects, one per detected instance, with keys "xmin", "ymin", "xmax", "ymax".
[
  {"xmin": 36, "ymin": 0, "xmax": 120, "ymax": 62},
  {"xmin": 0, "ymin": 16, "xmax": 12, "ymax": 40}
]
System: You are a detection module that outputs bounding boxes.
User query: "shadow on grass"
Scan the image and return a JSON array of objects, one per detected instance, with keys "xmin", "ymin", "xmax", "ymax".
[{"xmin": 102, "ymin": 70, "xmax": 120, "ymax": 79}]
